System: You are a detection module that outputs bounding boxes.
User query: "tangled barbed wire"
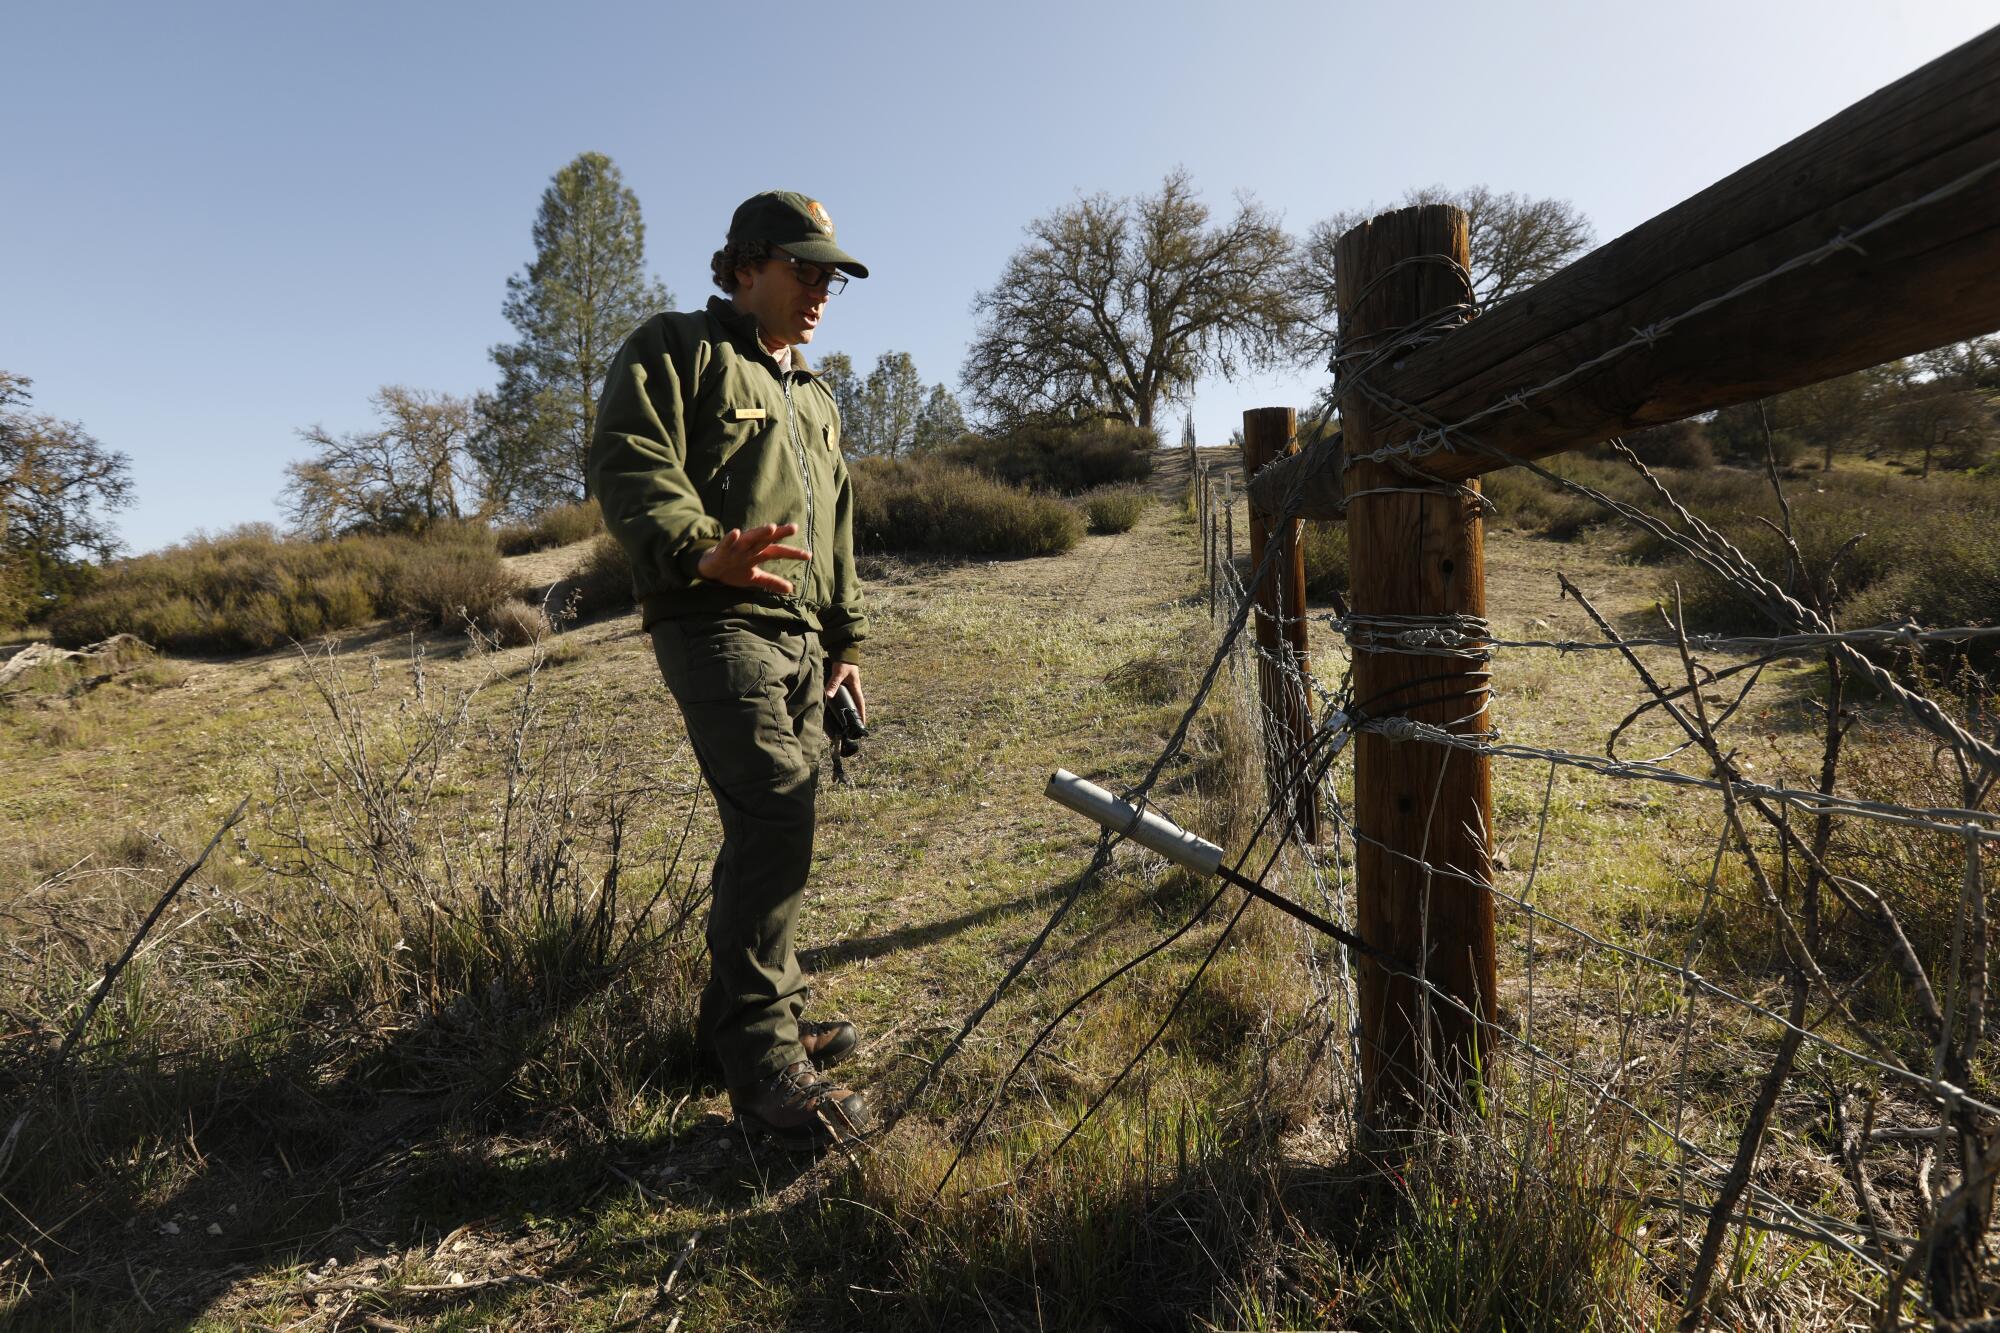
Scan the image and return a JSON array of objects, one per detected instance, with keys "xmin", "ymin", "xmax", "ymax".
[{"xmin": 915, "ymin": 163, "xmax": 2000, "ymax": 1329}]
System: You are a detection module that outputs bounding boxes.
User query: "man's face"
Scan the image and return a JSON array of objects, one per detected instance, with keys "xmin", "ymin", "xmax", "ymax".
[{"xmin": 734, "ymin": 249, "xmax": 839, "ymax": 348}]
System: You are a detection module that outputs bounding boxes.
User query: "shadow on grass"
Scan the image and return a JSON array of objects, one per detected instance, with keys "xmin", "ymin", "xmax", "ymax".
[
  {"xmin": 801, "ymin": 881, "xmax": 1073, "ymax": 972},
  {"xmin": 0, "ymin": 959, "xmax": 725, "ymax": 1332}
]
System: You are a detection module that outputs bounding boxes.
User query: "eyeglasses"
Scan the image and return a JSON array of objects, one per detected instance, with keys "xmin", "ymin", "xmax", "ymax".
[{"xmin": 773, "ymin": 254, "xmax": 848, "ymax": 294}]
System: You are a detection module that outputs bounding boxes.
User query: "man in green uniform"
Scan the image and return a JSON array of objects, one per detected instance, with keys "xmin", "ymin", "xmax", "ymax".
[{"xmin": 587, "ymin": 191, "xmax": 871, "ymax": 1146}]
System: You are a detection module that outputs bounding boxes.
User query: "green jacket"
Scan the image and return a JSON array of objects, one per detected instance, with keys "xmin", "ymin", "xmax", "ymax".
[{"xmin": 587, "ymin": 297, "xmax": 867, "ymax": 663}]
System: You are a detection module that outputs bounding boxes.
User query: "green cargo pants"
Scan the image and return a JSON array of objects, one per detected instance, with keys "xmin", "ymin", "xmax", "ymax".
[{"xmin": 650, "ymin": 615, "xmax": 823, "ymax": 1090}]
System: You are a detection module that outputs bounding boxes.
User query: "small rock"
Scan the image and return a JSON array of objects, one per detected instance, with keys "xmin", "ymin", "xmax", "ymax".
[
  {"xmin": 448, "ymin": 1271, "xmax": 467, "ymax": 1286},
  {"xmin": 227, "ymin": 1204, "xmax": 238, "ymax": 1215},
  {"xmin": 159, "ymin": 1222, "xmax": 180, "ymax": 1235},
  {"xmin": 207, "ymin": 1223, "xmax": 223, "ymax": 1236}
]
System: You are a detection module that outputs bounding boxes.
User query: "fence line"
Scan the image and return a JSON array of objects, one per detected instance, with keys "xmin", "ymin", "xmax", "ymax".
[{"xmin": 915, "ymin": 34, "xmax": 2000, "ymax": 1325}]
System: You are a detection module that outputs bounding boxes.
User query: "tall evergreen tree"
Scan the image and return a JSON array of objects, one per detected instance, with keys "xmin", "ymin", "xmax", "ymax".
[
  {"xmin": 912, "ymin": 384, "xmax": 968, "ymax": 454},
  {"xmin": 477, "ymin": 152, "xmax": 670, "ymax": 516},
  {"xmin": 864, "ymin": 352, "xmax": 926, "ymax": 457},
  {"xmin": 816, "ymin": 353, "xmax": 868, "ymax": 449}
]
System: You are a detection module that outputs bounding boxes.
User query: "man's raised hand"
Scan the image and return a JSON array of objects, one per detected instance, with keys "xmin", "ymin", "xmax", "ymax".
[{"xmin": 696, "ymin": 523, "xmax": 812, "ymax": 595}]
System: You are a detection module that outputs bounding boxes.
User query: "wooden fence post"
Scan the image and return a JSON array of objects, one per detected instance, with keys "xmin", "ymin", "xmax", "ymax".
[
  {"xmin": 1242, "ymin": 407, "xmax": 1321, "ymax": 844},
  {"xmin": 1338, "ymin": 205, "xmax": 1497, "ymax": 1130},
  {"xmin": 1206, "ymin": 478, "xmax": 1217, "ymax": 616},
  {"xmin": 1224, "ymin": 499, "xmax": 1234, "ymax": 602}
]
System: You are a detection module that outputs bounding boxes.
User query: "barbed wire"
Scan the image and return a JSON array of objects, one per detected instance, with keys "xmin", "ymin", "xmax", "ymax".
[{"xmin": 935, "ymin": 160, "xmax": 2000, "ymax": 1328}]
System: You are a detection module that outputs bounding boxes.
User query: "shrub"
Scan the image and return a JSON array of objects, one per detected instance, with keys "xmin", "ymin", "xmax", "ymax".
[
  {"xmin": 495, "ymin": 499, "xmax": 604, "ymax": 555},
  {"xmin": 1481, "ymin": 464, "xmax": 1608, "ymax": 539},
  {"xmin": 1300, "ymin": 519, "xmax": 1349, "ymax": 598},
  {"xmin": 484, "ymin": 599, "xmax": 552, "ymax": 647},
  {"xmin": 1083, "ymin": 489, "xmax": 1148, "ymax": 535},
  {"xmin": 560, "ymin": 533, "xmax": 637, "ymax": 620},
  {"xmin": 852, "ymin": 458, "xmax": 1082, "ymax": 557},
  {"xmin": 1622, "ymin": 420, "xmax": 1715, "ymax": 470},
  {"xmin": 387, "ymin": 539, "xmax": 518, "ymax": 630},
  {"xmin": 48, "ymin": 525, "xmax": 519, "ymax": 654},
  {"xmin": 1657, "ymin": 469, "xmax": 2000, "ymax": 654},
  {"xmin": 0, "ymin": 643, "xmax": 711, "ymax": 1286},
  {"xmin": 940, "ymin": 421, "xmax": 1157, "ymax": 494}
]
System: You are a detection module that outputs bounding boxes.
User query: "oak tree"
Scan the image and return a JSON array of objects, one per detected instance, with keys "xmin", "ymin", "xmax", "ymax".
[
  {"xmin": 282, "ymin": 386, "xmax": 480, "ymax": 538},
  {"xmin": 1297, "ymin": 185, "xmax": 1594, "ymax": 365},
  {"xmin": 0, "ymin": 372, "xmax": 133, "ymax": 622},
  {"xmin": 963, "ymin": 170, "xmax": 1299, "ymax": 431}
]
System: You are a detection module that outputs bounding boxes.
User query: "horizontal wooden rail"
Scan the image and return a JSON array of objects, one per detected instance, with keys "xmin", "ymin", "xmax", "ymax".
[{"xmin": 1252, "ymin": 24, "xmax": 2000, "ymax": 520}]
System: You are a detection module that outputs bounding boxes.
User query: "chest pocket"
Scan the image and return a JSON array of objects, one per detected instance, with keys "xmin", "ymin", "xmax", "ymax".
[{"xmin": 699, "ymin": 403, "xmax": 768, "ymax": 529}]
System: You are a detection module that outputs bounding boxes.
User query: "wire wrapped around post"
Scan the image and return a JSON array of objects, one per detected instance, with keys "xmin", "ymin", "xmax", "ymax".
[{"xmin": 1337, "ymin": 204, "xmax": 1497, "ymax": 1133}]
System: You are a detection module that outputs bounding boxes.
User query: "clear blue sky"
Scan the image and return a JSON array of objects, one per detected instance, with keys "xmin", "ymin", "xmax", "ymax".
[{"xmin": 4, "ymin": 1, "xmax": 1993, "ymax": 554}]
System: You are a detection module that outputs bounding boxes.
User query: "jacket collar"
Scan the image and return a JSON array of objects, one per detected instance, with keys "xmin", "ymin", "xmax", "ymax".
[{"xmin": 707, "ymin": 295, "xmax": 815, "ymax": 376}]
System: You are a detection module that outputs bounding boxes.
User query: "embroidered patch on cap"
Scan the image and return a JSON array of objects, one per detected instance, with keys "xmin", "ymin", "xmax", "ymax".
[{"xmin": 807, "ymin": 200, "xmax": 833, "ymax": 236}]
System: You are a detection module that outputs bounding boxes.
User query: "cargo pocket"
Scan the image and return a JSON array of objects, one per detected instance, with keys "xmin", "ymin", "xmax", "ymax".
[
  {"xmin": 650, "ymin": 621, "xmax": 811, "ymax": 790},
  {"xmin": 651, "ymin": 621, "xmax": 771, "ymax": 704}
]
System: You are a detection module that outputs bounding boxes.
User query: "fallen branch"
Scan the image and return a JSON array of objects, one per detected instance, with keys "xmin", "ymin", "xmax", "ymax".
[{"xmin": 0, "ymin": 635, "xmax": 152, "ymax": 692}]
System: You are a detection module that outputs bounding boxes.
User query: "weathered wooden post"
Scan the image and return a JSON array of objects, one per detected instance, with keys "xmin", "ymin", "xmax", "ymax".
[
  {"xmin": 1242, "ymin": 407, "xmax": 1322, "ymax": 843},
  {"xmin": 1338, "ymin": 206, "xmax": 1497, "ymax": 1128},
  {"xmin": 1206, "ymin": 482, "xmax": 1217, "ymax": 616},
  {"xmin": 1195, "ymin": 461, "xmax": 1208, "ymax": 577},
  {"xmin": 1224, "ymin": 498, "xmax": 1234, "ymax": 607}
]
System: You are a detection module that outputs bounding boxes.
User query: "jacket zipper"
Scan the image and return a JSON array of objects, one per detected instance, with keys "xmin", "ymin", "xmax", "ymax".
[{"xmin": 783, "ymin": 375, "xmax": 816, "ymax": 593}]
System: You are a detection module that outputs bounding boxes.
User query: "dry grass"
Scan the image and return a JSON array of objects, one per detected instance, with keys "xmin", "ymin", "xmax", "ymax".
[
  {"xmin": 0, "ymin": 473, "xmax": 1987, "ymax": 1329},
  {"xmin": 495, "ymin": 499, "xmax": 605, "ymax": 556},
  {"xmin": 45, "ymin": 523, "xmax": 525, "ymax": 654},
  {"xmin": 852, "ymin": 456, "xmax": 1084, "ymax": 557},
  {"xmin": 1084, "ymin": 487, "xmax": 1149, "ymax": 535}
]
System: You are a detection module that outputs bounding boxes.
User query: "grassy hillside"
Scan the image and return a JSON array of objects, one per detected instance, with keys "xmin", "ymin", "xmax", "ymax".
[{"xmin": 0, "ymin": 450, "xmax": 1990, "ymax": 1329}]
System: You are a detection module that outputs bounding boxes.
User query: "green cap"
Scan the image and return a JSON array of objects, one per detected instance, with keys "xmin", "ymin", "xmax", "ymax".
[{"xmin": 728, "ymin": 190, "xmax": 869, "ymax": 278}]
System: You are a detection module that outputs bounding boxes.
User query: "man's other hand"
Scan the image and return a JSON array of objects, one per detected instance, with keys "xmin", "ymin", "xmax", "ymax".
[
  {"xmin": 826, "ymin": 661, "xmax": 865, "ymax": 725},
  {"xmin": 697, "ymin": 524, "xmax": 812, "ymax": 595}
]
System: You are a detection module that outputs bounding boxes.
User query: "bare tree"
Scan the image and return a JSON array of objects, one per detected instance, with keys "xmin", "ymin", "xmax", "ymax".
[
  {"xmin": 282, "ymin": 386, "xmax": 480, "ymax": 539},
  {"xmin": 1297, "ymin": 184, "xmax": 1594, "ymax": 365},
  {"xmin": 963, "ymin": 169, "xmax": 1299, "ymax": 431}
]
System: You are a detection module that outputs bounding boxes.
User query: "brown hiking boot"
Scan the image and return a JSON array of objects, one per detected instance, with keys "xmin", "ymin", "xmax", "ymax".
[
  {"xmin": 799, "ymin": 1017, "xmax": 859, "ymax": 1068},
  {"xmin": 730, "ymin": 1060, "xmax": 871, "ymax": 1147}
]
